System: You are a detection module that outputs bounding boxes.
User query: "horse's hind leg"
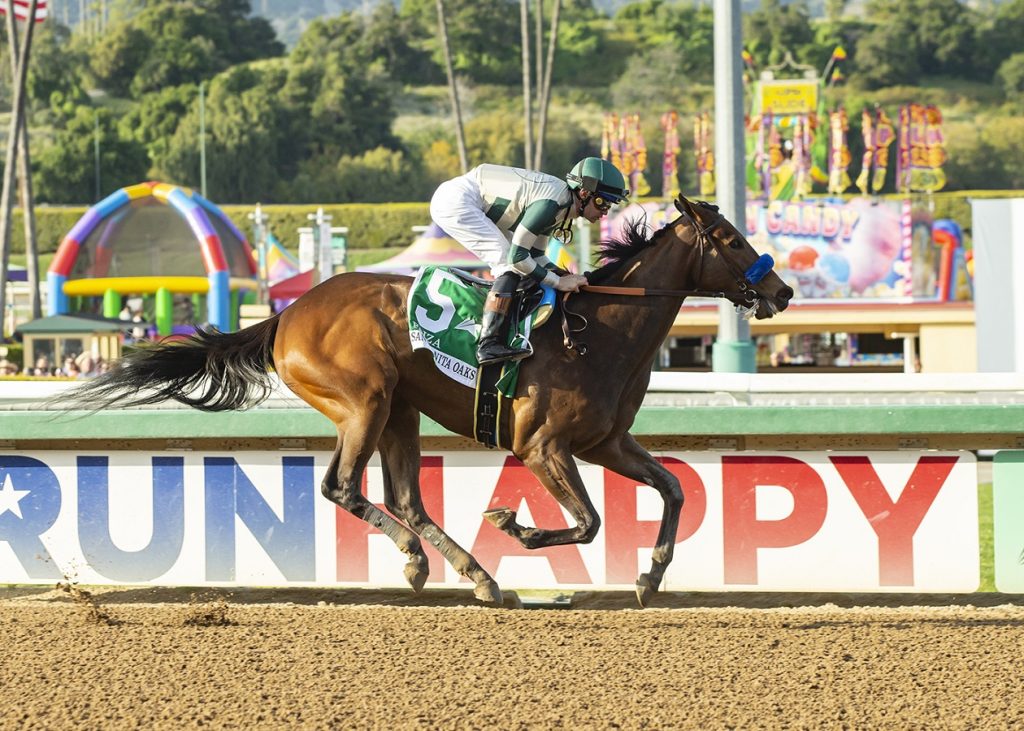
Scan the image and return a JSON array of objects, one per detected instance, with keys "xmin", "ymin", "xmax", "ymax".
[
  {"xmin": 578, "ymin": 433, "xmax": 683, "ymax": 607},
  {"xmin": 322, "ymin": 414, "xmax": 428, "ymax": 593},
  {"xmin": 378, "ymin": 399, "xmax": 503, "ymax": 604}
]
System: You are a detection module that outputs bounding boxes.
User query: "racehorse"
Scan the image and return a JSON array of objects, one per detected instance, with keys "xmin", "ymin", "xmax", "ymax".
[{"xmin": 64, "ymin": 196, "xmax": 793, "ymax": 606}]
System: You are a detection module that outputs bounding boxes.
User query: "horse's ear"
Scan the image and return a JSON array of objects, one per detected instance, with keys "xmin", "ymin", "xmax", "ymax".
[{"xmin": 674, "ymin": 195, "xmax": 696, "ymax": 217}]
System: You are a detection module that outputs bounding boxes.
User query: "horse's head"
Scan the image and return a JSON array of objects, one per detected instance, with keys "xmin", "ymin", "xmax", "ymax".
[{"xmin": 674, "ymin": 196, "xmax": 793, "ymax": 320}]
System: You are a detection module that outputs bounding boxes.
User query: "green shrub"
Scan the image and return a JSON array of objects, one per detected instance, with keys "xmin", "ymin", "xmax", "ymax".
[
  {"xmin": 4, "ymin": 206, "xmax": 89, "ymax": 256},
  {"xmin": 220, "ymin": 202, "xmax": 431, "ymax": 251},
  {"xmin": 0, "ymin": 342, "xmax": 24, "ymax": 370}
]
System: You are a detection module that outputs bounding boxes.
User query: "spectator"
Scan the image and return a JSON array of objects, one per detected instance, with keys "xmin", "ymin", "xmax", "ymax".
[
  {"xmin": 32, "ymin": 355, "xmax": 51, "ymax": 377},
  {"xmin": 75, "ymin": 352, "xmax": 99, "ymax": 377},
  {"xmin": 62, "ymin": 356, "xmax": 81, "ymax": 378}
]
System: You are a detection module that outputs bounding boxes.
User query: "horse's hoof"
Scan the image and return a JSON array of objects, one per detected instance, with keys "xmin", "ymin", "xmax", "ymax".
[
  {"xmin": 482, "ymin": 507, "xmax": 515, "ymax": 531},
  {"xmin": 474, "ymin": 579, "xmax": 503, "ymax": 605},
  {"xmin": 635, "ymin": 573, "xmax": 657, "ymax": 608},
  {"xmin": 403, "ymin": 554, "xmax": 429, "ymax": 593}
]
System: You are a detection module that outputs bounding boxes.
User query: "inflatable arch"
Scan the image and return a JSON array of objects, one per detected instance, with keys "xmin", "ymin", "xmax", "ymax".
[{"xmin": 47, "ymin": 182, "xmax": 258, "ymax": 333}]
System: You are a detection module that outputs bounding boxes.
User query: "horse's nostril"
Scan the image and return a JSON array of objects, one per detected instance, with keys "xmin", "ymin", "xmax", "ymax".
[{"xmin": 781, "ymin": 286, "xmax": 795, "ymax": 301}]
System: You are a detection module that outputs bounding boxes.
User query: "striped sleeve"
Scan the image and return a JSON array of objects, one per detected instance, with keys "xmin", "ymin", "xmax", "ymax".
[
  {"xmin": 511, "ymin": 199, "xmax": 562, "ymax": 250},
  {"xmin": 509, "ymin": 245, "xmax": 559, "ymax": 286}
]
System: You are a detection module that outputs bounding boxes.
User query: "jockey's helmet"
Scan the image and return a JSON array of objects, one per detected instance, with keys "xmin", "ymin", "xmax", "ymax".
[{"xmin": 566, "ymin": 157, "xmax": 629, "ymax": 203}]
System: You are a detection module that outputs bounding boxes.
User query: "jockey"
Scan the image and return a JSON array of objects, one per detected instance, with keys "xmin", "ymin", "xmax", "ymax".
[{"xmin": 429, "ymin": 156, "xmax": 629, "ymax": 365}]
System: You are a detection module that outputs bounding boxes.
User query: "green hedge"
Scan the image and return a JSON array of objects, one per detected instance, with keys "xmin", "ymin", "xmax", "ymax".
[
  {"xmin": 5, "ymin": 207, "xmax": 88, "ymax": 257},
  {"xmin": 220, "ymin": 203, "xmax": 432, "ymax": 252},
  {"xmin": 3, "ymin": 203, "xmax": 432, "ymax": 258},
  {"xmin": 9, "ymin": 192, "xmax": 1022, "ymax": 263}
]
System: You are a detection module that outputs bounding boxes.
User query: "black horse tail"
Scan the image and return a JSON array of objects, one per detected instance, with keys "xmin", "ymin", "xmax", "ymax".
[{"xmin": 62, "ymin": 315, "xmax": 280, "ymax": 413}]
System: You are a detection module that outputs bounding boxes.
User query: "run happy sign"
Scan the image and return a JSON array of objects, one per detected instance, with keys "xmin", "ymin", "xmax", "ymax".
[{"xmin": 0, "ymin": 451, "xmax": 978, "ymax": 592}]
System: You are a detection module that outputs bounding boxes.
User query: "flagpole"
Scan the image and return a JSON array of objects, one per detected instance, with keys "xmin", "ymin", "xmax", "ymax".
[
  {"xmin": 4, "ymin": 1, "xmax": 41, "ymax": 318},
  {"xmin": 0, "ymin": 0, "xmax": 40, "ymax": 334}
]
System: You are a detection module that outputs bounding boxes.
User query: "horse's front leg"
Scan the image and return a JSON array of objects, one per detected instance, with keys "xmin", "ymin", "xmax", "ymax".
[
  {"xmin": 483, "ymin": 445, "xmax": 601, "ymax": 549},
  {"xmin": 578, "ymin": 433, "xmax": 683, "ymax": 607}
]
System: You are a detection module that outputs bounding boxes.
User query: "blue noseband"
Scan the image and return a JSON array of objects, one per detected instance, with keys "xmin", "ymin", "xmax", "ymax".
[{"xmin": 744, "ymin": 254, "xmax": 774, "ymax": 285}]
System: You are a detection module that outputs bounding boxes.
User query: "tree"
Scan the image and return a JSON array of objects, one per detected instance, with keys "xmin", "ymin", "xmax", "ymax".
[
  {"xmin": 360, "ymin": 2, "xmax": 441, "ymax": 85},
  {"xmin": 88, "ymin": 21, "xmax": 150, "ymax": 97},
  {"xmin": 743, "ymin": 0, "xmax": 817, "ymax": 68},
  {"xmin": 854, "ymin": 0, "xmax": 978, "ymax": 87},
  {"xmin": 435, "ymin": 0, "xmax": 468, "ymax": 172},
  {"xmin": 279, "ymin": 17, "xmax": 400, "ymax": 164},
  {"xmin": 118, "ymin": 84, "xmax": 199, "ymax": 174},
  {"xmin": 153, "ymin": 65, "xmax": 290, "ymax": 202},
  {"xmin": 25, "ymin": 23, "xmax": 89, "ymax": 111},
  {"xmin": 975, "ymin": 0, "xmax": 1024, "ymax": 83},
  {"xmin": 853, "ymin": 14, "xmax": 920, "ymax": 87},
  {"xmin": 89, "ymin": 0, "xmax": 283, "ymax": 99},
  {"xmin": 997, "ymin": 52, "xmax": 1024, "ymax": 103},
  {"xmin": 614, "ymin": 0, "xmax": 715, "ymax": 81},
  {"xmin": 34, "ymin": 107, "xmax": 149, "ymax": 204},
  {"xmin": 402, "ymin": 0, "xmax": 521, "ymax": 84}
]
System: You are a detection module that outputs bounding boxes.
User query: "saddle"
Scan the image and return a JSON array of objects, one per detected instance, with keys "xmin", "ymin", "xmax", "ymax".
[
  {"xmin": 448, "ymin": 269, "xmax": 558, "ymax": 450},
  {"xmin": 445, "ymin": 268, "xmax": 558, "ymax": 330}
]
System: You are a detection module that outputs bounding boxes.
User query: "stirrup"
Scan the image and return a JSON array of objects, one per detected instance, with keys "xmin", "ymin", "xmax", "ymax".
[{"xmin": 477, "ymin": 344, "xmax": 531, "ymax": 366}]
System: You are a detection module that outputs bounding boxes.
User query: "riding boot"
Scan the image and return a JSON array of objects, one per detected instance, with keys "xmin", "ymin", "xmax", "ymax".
[{"xmin": 477, "ymin": 273, "xmax": 532, "ymax": 365}]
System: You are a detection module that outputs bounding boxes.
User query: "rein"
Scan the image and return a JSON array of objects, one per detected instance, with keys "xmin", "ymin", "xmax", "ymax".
[
  {"xmin": 558, "ymin": 207, "xmax": 763, "ymax": 355},
  {"xmin": 579, "ymin": 284, "xmax": 730, "ymax": 298}
]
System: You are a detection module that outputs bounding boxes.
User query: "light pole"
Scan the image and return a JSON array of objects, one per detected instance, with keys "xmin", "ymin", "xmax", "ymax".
[
  {"xmin": 711, "ymin": 0, "xmax": 755, "ymax": 373},
  {"xmin": 248, "ymin": 203, "xmax": 269, "ymax": 304},
  {"xmin": 93, "ymin": 112, "xmax": 100, "ymax": 201},
  {"xmin": 199, "ymin": 82, "xmax": 207, "ymax": 198},
  {"xmin": 308, "ymin": 207, "xmax": 334, "ymax": 285}
]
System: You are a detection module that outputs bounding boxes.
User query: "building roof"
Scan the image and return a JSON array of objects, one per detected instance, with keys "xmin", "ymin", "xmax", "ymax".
[
  {"xmin": 15, "ymin": 314, "xmax": 131, "ymax": 335},
  {"xmin": 358, "ymin": 223, "xmax": 486, "ymax": 274}
]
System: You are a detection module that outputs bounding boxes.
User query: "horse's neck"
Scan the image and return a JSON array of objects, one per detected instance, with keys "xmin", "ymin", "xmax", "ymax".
[
  {"xmin": 606, "ymin": 224, "xmax": 700, "ymax": 292},
  {"xmin": 593, "ymin": 224, "xmax": 701, "ymax": 361}
]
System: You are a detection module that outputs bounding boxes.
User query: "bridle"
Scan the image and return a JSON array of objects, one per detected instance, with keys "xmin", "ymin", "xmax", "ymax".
[{"xmin": 559, "ymin": 206, "xmax": 769, "ymax": 355}]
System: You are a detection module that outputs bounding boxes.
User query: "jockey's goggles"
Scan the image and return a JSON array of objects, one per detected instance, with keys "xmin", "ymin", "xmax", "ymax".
[{"xmin": 591, "ymin": 195, "xmax": 614, "ymax": 211}]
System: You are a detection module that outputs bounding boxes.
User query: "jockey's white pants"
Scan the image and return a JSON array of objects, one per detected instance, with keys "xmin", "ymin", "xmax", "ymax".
[{"xmin": 429, "ymin": 174, "xmax": 515, "ymax": 277}]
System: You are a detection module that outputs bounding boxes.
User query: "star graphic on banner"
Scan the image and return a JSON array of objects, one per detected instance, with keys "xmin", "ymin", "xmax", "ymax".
[{"xmin": 0, "ymin": 474, "xmax": 30, "ymax": 519}]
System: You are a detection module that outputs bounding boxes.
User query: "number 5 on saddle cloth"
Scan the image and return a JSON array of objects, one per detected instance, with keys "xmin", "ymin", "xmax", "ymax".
[{"xmin": 408, "ymin": 265, "xmax": 557, "ymax": 448}]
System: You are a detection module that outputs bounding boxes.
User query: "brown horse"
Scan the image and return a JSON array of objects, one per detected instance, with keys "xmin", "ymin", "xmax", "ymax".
[{"xmin": 65, "ymin": 196, "xmax": 793, "ymax": 606}]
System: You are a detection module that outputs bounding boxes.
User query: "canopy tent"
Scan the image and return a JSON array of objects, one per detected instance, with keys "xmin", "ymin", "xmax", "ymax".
[
  {"xmin": 359, "ymin": 223, "xmax": 486, "ymax": 275},
  {"xmin": 269, "ymin": 269, "xmax": 315, "ymax": 301},
  {"xmin": 265, "ymin": 231, "xmax": 301, "ymax": 284}
]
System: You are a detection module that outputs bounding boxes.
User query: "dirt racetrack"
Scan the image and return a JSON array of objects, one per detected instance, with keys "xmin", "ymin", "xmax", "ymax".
[{"xmin": 2, "ymin": 586, "xmax": 1024, "ymax": 730}]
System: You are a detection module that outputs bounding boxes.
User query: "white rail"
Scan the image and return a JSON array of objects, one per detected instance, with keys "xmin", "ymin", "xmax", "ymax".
[
  {"xmin": 6, "ymin": 372, "xmax": 1024, "ymax": 406},
  {"xmin": 646, "ymin": 372, "xmax": 1024, "ymax": 393}
]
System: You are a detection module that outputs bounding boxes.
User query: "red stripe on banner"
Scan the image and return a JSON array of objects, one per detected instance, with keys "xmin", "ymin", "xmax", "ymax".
[{"xmin": 0, "ymin": 0, "xmax": 48, "ymax": 22}]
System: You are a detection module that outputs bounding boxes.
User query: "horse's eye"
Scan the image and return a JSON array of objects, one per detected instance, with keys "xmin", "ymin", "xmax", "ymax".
[{"xmin": 728, "ymin": 239, "xmax": 743, "ymax": 250}]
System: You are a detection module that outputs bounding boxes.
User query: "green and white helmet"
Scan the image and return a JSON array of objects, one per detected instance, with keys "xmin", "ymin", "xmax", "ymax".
[{"xmin": 566, "ymin": 157, "xmax": 629, "ymax": 203}]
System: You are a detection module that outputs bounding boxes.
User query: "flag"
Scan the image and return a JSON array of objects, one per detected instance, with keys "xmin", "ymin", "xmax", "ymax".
[
  {"xmin": 827, "ymin": 107, "xmax": 851, "ymax": 194},
  {"xmin": 855, "ymin": 107, "xmax": 874, "ymax": 195},
  {"xmin": 872, "ymin": 107, "xmax": 895, "ymax": 192},
  {"xmin": 0, "ymin": 0, "xmax": 48, "ymax": 22}
]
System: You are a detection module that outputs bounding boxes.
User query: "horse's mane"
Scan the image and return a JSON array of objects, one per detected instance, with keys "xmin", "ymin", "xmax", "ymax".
[{"xmin": 587, "ymin": 216, "xmax": 662, "ymax": 285}]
